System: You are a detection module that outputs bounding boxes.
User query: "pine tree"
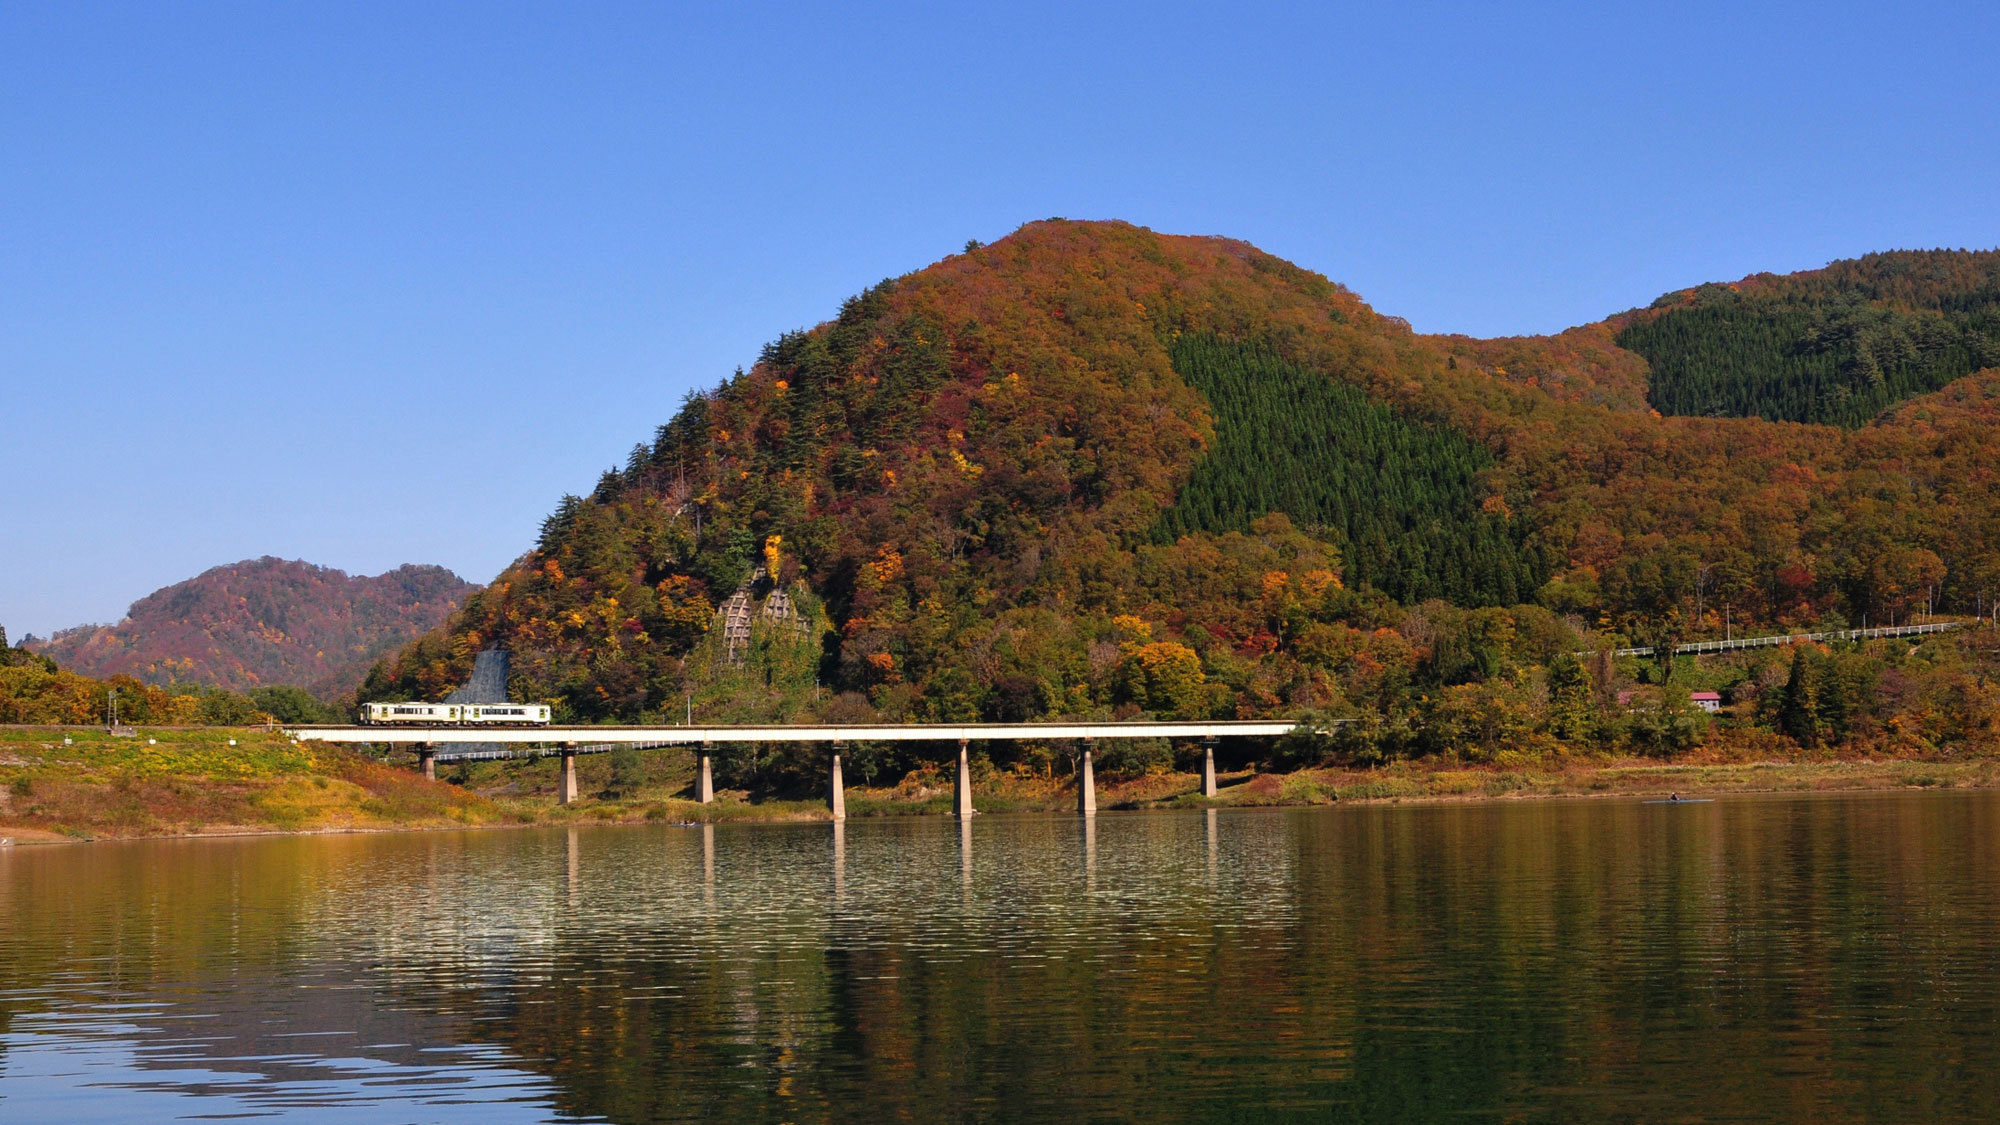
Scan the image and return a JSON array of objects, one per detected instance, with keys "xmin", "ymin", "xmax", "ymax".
[
  {"xmin": 1779, "ymin": 648, "xmax": 1821, "ymax": 747},
  {"xmin": 1546, "ymin": 653, "xmax": 1594, "ymax": 742}
]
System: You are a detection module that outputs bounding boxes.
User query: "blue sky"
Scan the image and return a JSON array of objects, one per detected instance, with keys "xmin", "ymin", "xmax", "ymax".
[{"xmin": 4, "ymin": 1, "xmax": 1997, "ymax": 639}]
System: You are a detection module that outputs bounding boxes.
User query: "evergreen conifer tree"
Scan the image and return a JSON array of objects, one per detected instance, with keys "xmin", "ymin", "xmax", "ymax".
[
  {"xmin": 1779, "ymin": 648, "xmax": 1821, "ymax": 747},
  {"xmin": 1156, "ymin": 335, "xmax": 1541, "ymax": 606},
  {"xmin": 1546, "ymin": 653, "xmax": 1595, "ymax": 742}
]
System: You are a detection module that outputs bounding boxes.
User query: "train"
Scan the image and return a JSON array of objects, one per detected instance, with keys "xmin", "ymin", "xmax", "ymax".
[{"xmin": 362, "ymin": 703, "xmax": 552, "ymax": 725}]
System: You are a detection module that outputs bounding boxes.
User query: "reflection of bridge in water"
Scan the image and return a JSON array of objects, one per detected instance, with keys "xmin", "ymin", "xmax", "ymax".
[{"xmin": 289, "ymin": 719, "xmax": 1309, "ymax": 819}]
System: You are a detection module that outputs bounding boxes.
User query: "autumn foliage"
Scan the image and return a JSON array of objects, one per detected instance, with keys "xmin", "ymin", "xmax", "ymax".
[
  {"xmin": 358, "ymin": 221, "xmax": 2000, "ymax": 786},
  {"xmin": 30, "ymin": 559, "xmax": 474, "ymax": 696},
  {"xmin": 0, "ymin": 629, "xmax": 269, "ymax": 725}
]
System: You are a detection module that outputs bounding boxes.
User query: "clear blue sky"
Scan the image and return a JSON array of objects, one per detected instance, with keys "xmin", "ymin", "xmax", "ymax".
[{"xmin": 4, "ymin": 1, "xmax": 1997, "ymax": 639}]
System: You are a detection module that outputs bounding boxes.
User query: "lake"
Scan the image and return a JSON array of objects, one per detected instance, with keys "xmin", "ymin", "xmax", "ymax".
[{"xmin": 3, "ymin": 792, "xmax": 1997, "ymax": 1121}]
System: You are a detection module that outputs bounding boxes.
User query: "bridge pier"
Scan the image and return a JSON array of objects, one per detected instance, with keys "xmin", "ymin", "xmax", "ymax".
[
  {"xmin": 828, "ymin": 746, "xmax": 846, "ymax": 821},
  {"xmin": 558, "ymin": 743, "xmax": 579, "ymax": 805},
  {"xmin": 954, "ymin": 739, "xmax": 975, "ymax": 818},
  {"xmin": 695, "ymin": 743, "xmax": 714, "ymax": 804},
  {"xmin": 1078, "ymin": 739, "xmax": 1096, "ymax": 816},
  {"xmin": 1201, "ymin": 738, "xmax": 1218, "ymax": 798},
  {"xmin": 418, "ymin": 744, "xmax": 436, "ymax": 781}
]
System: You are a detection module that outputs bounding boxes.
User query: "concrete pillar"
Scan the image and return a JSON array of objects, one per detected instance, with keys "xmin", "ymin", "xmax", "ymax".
[
  {"xmin": 558, "ymin": 743, "xmax": 579, "ymax": 805},
  {"xmin": 1077, "ymin": 740, "xmax": 1097, "ymax": 816},
  {"xmin": 696, "ymin": 744, "xmax": 714, "ymax": 804},
  {"xmin": 1201, "ymin": 739, "xmax": 1218, "ymax": 798},
  {"xmin": 954, "ymin": 738, "xmax": 975, "ymax": 818},
  {"xmin": 828, "ymin": 749, "xmax": 846, "ymax": 820},
  {"xmin": 419, "ymin": 745, "xmax": 436, "ymax": 781}
]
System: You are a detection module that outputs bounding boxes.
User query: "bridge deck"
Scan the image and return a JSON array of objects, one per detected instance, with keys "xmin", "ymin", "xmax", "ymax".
[{"xmin": 290, "ymin": 719, "xmax": 1307, "ymax": 750}]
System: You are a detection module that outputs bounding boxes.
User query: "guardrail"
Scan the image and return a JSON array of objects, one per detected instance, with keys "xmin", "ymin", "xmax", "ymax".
[
  {"xmin": 1600, "ymin": 621, "xmax": 1965, "ymax": 659},
  {"xmin": 428, "ymin": 739, "xmax": 682, "ymax": 763}
]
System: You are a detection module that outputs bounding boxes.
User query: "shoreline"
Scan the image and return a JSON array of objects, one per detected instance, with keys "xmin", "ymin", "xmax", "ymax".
[{"xmin": 5, "ymin": 750, "xmax": 1996, "ymax": 845}]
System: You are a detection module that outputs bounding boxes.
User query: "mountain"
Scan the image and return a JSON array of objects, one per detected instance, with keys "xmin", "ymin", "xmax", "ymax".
[
  {"xmin": 34, "ymin": 558, "xmax": 478, "ymax": 697},
  {"xmin": 362, "ymin": 220, "xmax": 2000, "ymax": 775}
]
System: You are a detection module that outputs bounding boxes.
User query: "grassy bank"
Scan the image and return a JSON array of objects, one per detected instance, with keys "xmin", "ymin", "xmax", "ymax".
[
  {"xmin": 5, "ymin": 726, "xmax": 1999, "ymax": 843},
  {"xmin": 0, "ymin": 726, "xmax": 513, "ymax": 841}
]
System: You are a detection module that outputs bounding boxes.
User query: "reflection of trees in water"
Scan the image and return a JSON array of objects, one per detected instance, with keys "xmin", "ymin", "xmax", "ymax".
[
  {"xmin": 394, "ymin": 815, "xmax": 1309, "ymax": 1121},
  {"xmin": 4, "ymin": 801, "xmax": 2000, "ymax": 1119}
]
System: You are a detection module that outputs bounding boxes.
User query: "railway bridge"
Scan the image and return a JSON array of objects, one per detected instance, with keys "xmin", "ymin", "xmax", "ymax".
[{"xmin": 288, "ymin": 720, "xmax": 1309, "ymax": 818}]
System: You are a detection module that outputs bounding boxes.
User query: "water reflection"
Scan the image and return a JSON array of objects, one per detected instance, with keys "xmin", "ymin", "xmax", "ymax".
[
  {"xmin": 830, "ymin": 821, "xmax": 845, "ymax": 903},
  {"xmin": 959, "ymin": 815, "xmax": 973, "ymax": 898},
  {"xmin": 1083, "ymin": 812, "xmax": 1097, "ymax": 884},
  {"xmin": 2, "ymin": 995, "xmax": 589, "ymax": 1124},
  {"xmin": 700, "ymin": 822, "xmax": 713, "ymax": 910},
  {"xmin": 1, "ymin": 794, "xmax": 1997, "ymax": 1121},
  {"xmin": 565, "ymin": 827, "xmax": 579, "ymax": 903}
]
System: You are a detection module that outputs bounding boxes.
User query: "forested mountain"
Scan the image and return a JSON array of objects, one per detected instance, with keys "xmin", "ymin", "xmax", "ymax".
[
  {"xmin": 34, "ymin": 558, "xmax": 476, "ymax": 696},
  {"xmin": 1619, "ymin": 250, "xmax": 2000, "ymax": 426},
  {"xmin": 363, "ymin": 221, "xmax": 2000, "ymax": 777}
]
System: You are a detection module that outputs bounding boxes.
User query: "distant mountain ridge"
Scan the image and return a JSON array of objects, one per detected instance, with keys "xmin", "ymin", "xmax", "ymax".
[{"xmin": 32, "ymin": 558, "xmax": 478, "ymax": 697}]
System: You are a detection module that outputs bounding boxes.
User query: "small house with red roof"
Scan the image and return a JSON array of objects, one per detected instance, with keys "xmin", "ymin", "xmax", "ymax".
[{"xmin": 1616, "ymin": 688, "xmax": 1724, "ymax": 713}]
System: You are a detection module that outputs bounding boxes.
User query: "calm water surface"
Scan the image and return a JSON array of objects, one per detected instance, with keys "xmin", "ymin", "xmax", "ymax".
[{"xmin": 3, "ymin": 793, "xmax": 1997, "ymax": 1122}]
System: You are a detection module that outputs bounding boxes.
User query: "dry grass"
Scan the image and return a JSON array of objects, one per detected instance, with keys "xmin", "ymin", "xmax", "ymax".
[{"xmin": 0, "ymin": 726, "xmax": 508, "ymax": 840}]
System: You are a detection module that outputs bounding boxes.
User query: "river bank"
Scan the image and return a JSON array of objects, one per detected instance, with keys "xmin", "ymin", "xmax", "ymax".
[
  {"xmin": 3, "ymin": 725, "xmax": 1998, "ymax": 842},
  {"xmin": 0, "ymin": 726, "xmax": 514, "ymax": 843}
]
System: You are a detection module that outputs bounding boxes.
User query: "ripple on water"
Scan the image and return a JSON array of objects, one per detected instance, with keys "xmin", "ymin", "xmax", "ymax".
[{"xmin": 2, "ymin": 795, "xmax": 1998, "ymax": 1121}]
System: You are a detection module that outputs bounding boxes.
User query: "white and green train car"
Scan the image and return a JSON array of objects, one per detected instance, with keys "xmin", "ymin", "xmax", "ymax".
[
  {"xmin": 362, "ymin": 703, "xmax": 550, "ymax": 725},
  {"xmin": 462, "ymin": 704, "xmax": 550, "ymax": 724},
  {"xmin": 363, "ymin": 703, "xmax": 461, "ymax": 724}
]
